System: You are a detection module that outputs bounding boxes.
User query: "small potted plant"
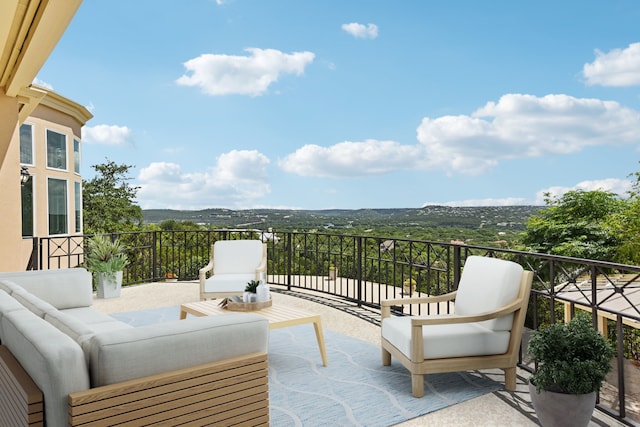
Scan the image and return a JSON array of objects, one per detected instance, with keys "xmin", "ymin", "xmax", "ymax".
[
  {"xmin": 329, "ymin": 265, "xmax": 337, "ymax": 281},
  {"xmin": 244, "ymin": 280, "xmax": 260, "ymax": 302},
  {"xmin": 528, "ymin": 313, "xmax": 615, "ymax": 427},
  {"xmin": 403, "ymin": 277, "xmax": 416, "ymax": 295},
  {"xmin": 164, "ymin": 271, "xmax": 178, "ymax": 282},
  {"xmin": 85, "ymin": 235, "xmax": 129, "ymax": 299}
]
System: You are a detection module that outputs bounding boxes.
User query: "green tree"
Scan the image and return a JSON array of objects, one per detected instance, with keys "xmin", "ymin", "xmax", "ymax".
[
  {"xmin": 83, "ymin": 160, "xmax": 143, "ymax": 233},
  {"xmin": 612, "ymin": 169, "xmax": 640, "ymax": 265},
  {"xmin": 520, "ymin": 190, "xmax": 625, "ymax": 261}
]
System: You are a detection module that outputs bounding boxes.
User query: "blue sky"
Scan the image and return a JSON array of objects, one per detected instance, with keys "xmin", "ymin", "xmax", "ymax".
[{"xmin": 37, "ymin": 0, "xmax": 640, "ymax": 210}]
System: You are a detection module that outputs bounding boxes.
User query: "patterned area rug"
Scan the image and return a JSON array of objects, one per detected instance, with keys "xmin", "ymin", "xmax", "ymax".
[{"xmin": 111, "ymin": 306, "xmax": 501, "ymax": 426}]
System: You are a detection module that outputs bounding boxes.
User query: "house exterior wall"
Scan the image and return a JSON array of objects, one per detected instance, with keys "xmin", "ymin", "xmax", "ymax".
[{"xmin": 0, "ymin": 89, "xmax": 91, "ymax": 272}]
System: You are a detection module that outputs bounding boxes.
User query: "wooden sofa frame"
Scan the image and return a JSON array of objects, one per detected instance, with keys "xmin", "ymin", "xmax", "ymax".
[
  {"xmin": 0, "ymin": 345, "xmax": 269, "ymax": 426},
  {"xmin": 0, "ymin": 346, "xmax": 43, "ymax": 426}
]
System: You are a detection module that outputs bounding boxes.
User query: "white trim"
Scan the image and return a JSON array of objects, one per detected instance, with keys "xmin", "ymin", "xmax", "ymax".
[{"xmin": 45, "ymin": 127, "xmax": 68, "ymax": 172}]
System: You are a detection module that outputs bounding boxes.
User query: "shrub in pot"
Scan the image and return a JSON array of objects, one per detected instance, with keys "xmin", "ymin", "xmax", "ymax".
[
  {"xmin": 85, "ymin": 235, "xmax": 129, "ymax": 298},
  {"xmin": 528, "ymin": 313, "xmax": 615, "ymax": 427}
]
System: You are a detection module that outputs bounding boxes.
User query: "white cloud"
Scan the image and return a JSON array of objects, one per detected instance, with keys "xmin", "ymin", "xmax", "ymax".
[
  {"xmin": 417, "ymin": 93, "xmax": 640, "ymax": 174},
  {"xmin": 583, "ymin": 42, "xmax": 640, "ymax": 87},
  {"xmin": 534, "ymin": 178, "xmax": 633, "ymax": 204},
  {"xmin": 176, "ymin": 48, "xmax": 315, "ymax": 96},
  {"xmin": 422, "ymin": 198, "xmax": 530, "ymax": 207},
  {"xmin": 136, "ymin": 150, "xmax": 271, "ymax": 209},
  {"xmin": 32, "ymin": 78, "xmax": 53, "ymax": 90},
  {"xmin": 83, "ymin": 124, "xmax": 133, "ymax": 145},
  {"xmin": 280, "ymin": 93, "xmax": 640, "ymax": 178},
  {"xmin": 421, "ymin": 178, "xmax": 633, "ymax": 207},
  {"xmin": 341, "ymin": 22, "xmax": 379, "ymax": 39},
  {"xmin": 279, "ymin": 139, "xmax": 421, "ymax": 177}
]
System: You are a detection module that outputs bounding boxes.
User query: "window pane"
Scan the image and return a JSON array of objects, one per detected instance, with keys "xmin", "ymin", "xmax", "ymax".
[
  {"xmin": 20, "ymin": 124, "xmax": 33, "ymax": 164},
  {"xmin": 21, "ymin": 177, "xmax": 34, "ymax": 237},
  {"xmin": 48, "ymin": 178, "xmax": 68, "ymax": 235},
  {"xmin": 46, "ymin": 130, "xmax": 67, "ymax": 170},
  {"xmin": 73, "ymin": 139, "xmax": 80, "ymax": 173},
  {"xmin": 74, "ymin": 181, "xmax": 82, "ymax": 233}
]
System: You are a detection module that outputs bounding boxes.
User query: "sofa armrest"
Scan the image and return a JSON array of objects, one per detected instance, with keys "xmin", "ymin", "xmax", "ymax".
[{"xmin": 88, "ymin": 314, "xmax": 269, "ymax": 387}]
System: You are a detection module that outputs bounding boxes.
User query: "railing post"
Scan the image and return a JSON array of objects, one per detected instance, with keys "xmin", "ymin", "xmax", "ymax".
[
  {"xmin": 153, "ymin": 231, "xmax": 158, "ymax": 282},
  {"xmin": 286, "ymin": 232, "xmax": 292, "ymax": 290},
  {"xmin": 356, "ymin": 236, "xmax": 362, "ymax": 307},
  {"xmin": 29, "ymin": 237, "xmax": 39, "ymax": 270},
  {"xmin": 453, "ymin": 244, "xmax": 462, "ymax": 287}
]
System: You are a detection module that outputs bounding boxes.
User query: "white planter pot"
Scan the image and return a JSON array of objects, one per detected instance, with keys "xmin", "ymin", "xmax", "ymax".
[
  {"xmin": 96, "ymin": 271, "xmax": 123, "ymax": 299},
  {"xmin": 528, "ymin": 382, "xmax": 596, "ymax": 427}
]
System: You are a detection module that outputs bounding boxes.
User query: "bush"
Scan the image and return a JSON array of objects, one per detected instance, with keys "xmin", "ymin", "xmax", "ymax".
[{"xmin": 528, "ymin": 313, "xmax": 615, "ymax": 394}]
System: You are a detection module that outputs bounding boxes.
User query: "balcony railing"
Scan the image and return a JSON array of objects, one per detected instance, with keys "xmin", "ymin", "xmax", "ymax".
[{"xmin": 34, "ymin": 229, "xmax": 640, "ymax": 425}]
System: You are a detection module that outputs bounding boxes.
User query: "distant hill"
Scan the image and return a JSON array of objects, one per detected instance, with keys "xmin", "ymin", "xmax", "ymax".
[{"xmin": 142, "ymin": 206, "xmax": 543, "ymax": 232}]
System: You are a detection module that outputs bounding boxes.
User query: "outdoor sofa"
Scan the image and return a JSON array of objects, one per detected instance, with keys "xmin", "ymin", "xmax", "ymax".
[{"xmin": 0, "ymin": 268, "xmax": 269, "ymax": 426}]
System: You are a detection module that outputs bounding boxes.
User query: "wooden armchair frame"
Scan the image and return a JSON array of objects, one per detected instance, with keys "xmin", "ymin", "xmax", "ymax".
[
  {"xmin": 199, "ymin": 241, "xmax": 267, "ymax": 301},
  {"xmin": 381, "ymin": 269, "xmax": 533, "ymax": 397}
]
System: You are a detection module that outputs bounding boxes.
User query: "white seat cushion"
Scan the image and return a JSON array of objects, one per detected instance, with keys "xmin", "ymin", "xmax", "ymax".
[
  {"xmin": 382, "ymin": 316, "xmax": 510, "ymax": 359},
  {"xmin": 61, "ymin": 307, "xmax": 121, "ymax": 325},
  {"xmin": 88, "ymin": 314, "xmax": 269, "ymax": 387},
  {"xmin": 204, "ymin": 273, "xmax": 256, "ymax": 293}
]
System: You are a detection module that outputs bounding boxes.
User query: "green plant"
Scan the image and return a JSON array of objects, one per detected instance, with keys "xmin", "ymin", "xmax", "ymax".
[
  {"xmin": 245, "ymin": 280, "xmax": 260, "ymax": 293},
  {"xmin": 528, "ymin": 313, "xmax": 615, "ymax": 394},
  {"xmin": 85, "ymin": 235, "xmax": 129, "ymax": 281}
]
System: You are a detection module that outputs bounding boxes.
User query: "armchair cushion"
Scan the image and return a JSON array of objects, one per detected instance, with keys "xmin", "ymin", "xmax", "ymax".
[
  {"xmin": 454, "ymin": 256, "xmax": 524, "ymax": 331},
  {"xmin": 204, "ymin": 273, "xmax": 256, "ymax": 293},
  {"xmin": 382, "ymin": 317, "xmax": 510, "ymax": 359},
  {"xmin": 213, "ymin": 240, "xmax": 264, "ymax": 274}
]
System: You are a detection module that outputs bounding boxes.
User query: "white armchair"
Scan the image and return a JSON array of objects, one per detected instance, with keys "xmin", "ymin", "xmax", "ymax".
[
  {"xmin": 380, "ymin": 256, "xmax": 533, "ymax": 397},
  {"xmin": 199, "ymin": 240, "xmax": 267, "ymax": 301}
]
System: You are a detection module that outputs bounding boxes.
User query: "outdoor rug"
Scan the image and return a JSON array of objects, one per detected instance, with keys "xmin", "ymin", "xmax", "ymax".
[{"xmin": 111, "ymin": 306, "xmax": 502, "ymax": 426}]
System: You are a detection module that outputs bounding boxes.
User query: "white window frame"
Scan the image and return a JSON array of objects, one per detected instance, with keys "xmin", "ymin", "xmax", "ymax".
[
  {"xmin": 73, "ymin": 138, "xmax": 81, "ymax": 174},
  {"xmin": 46, "ymin": 128, "xmax": 67, "ymax": 171},
  {"xmin": 20, "ymin": 123, "xmax": 35, "ymax": 166},
  {"xmin": 74, "ymin": 181, "xmax": 82, "ymax": 233}
]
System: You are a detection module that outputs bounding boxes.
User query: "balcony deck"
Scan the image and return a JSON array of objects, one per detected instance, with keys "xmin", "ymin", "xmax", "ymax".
[{"xmin": 92, "ymin": 280, "xmax": 627, "ymax": 427}]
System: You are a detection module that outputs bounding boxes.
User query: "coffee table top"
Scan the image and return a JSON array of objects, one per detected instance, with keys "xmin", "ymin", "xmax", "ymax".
[{"xmin": 180, "ymin": 300, "xmax": 321, "ymax": 328}]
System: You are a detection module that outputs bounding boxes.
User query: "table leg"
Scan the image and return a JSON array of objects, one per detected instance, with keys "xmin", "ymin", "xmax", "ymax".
[
  {"xmin": 179, "ymin": 308, "xmax": 187, "ymax": 320},
  {"xmin": 313, "ymin": 318, "xmax": 328, "ymax": 366}
]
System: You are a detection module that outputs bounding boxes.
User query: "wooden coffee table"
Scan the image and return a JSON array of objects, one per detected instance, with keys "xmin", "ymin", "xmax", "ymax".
[{"xmin": 179, "ymin": 300, "xmax": 328, "ymax": 366}]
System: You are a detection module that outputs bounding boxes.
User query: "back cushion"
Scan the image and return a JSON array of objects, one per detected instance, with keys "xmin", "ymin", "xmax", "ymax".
[
  {"xmin": 454, "ymin": 256, "xmax": 524, "ymax": 331},
  {"xmin": 11, "ymin": 288, "xmax": 57, "ymax": 318},
  {"xmin": 213, "ymin": 240, "xmax": 264, "ymax": 275},
  {"xmin": 0, "ymin": 279, "xmax": 23, "ymax": 295},
  {"xmin": 0, "ymin": 269, "xmax": 93, "ymax": 309},
  {"xmin": 0, "ymin": 290, "xmax": 27, "ymax": 341}
]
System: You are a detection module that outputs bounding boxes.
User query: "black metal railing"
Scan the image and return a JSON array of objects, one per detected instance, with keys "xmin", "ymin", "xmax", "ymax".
[{"xmin": 34, "ymin": 229, "xmax": 640, "ymax": 425}]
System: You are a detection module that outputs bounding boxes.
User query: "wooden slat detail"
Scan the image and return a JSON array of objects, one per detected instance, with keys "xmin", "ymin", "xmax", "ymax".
[
  {"xmin": 69, "ymin": 352, "xmax": 269, "ymax": 426},
  {"xmin": 0, "ymin": 345, "xmax": 44, "ymax": 427}
]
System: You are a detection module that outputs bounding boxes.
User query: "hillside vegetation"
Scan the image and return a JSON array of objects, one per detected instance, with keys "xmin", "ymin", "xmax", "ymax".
[{"xmin": 143, "ymin": 205, "xmax": 543, "ymax": 248}]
